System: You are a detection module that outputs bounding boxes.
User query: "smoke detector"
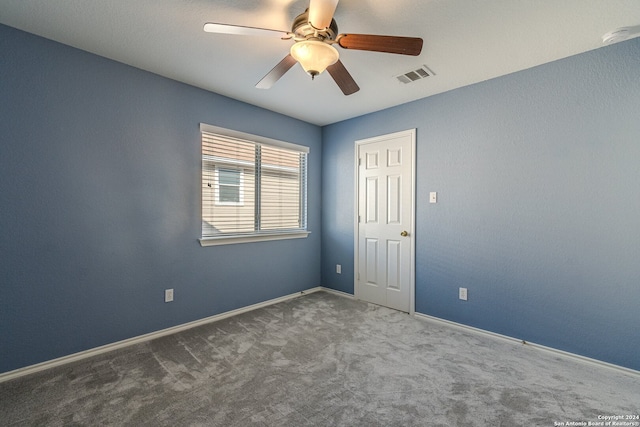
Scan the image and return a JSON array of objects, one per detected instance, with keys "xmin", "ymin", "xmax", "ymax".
[{"xmin": 602, "ymin": 25, "xmax": 640, "ymax": 44}]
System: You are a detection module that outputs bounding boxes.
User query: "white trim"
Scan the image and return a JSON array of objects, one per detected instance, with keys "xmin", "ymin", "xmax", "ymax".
[
  {"xmin": 199, "ymin": 231, "xmax": 310, "ymax": 246},
  {"xmin": 0, "ymin": 287, "xmax": 323, "ymax": 384},
  {"xmin": 4, "ymin": 287, "xmax": 636, "ymax": 383},
  {"xmin": 321, "ymin": 286, "xmax": 640, "ymax": 377},
  {"xmin": 353, "ymin": 129, "xmax": 417, "ymax": 314},
  {"xmin": 200, "ymin": 123, "xmax": 310, "ymax": 153},
  {"xmin": 414, "ymin": 312, "xmax": 640, "ymax": 378},
  {"xmin": 320, "ymin": 287, "xmax": 356, "ymax": 299},
  {"xmin": 409, "ymin": 130, "xmax": 416, "ymax": 315},
  {"xmin": 353, "ymin": 142, "xmax": 359, "ymax": 302}
]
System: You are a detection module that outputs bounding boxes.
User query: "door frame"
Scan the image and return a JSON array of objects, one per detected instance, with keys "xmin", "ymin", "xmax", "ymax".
[{"xmin": 353, "ymin": 129, "xmax": 416, "ymax": 314}]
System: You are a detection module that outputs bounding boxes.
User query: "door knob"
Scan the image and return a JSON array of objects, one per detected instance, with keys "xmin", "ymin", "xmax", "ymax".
[{"xmin": 400, "ymin": 230, "xmax": 408, "ymax": 237}]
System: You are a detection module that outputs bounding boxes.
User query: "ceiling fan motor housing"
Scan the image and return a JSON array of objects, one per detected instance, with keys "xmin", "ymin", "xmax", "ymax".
[{"xmin": 292, "ymin": 10, "xmax": 338, "ymax": 41}]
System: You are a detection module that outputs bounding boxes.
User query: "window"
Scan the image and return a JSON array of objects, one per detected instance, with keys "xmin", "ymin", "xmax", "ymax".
[
  {"xmin": 216, "ymin": 168, "xmax": 244, "ymax": 205},
  {"xmin": 200, "ymin": 124, "xmax": 309, "ymax": 246}
]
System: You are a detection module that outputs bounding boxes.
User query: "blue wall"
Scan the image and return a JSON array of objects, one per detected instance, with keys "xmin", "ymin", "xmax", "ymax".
[
  {"xmin": 2, "ymin": 21, "xmax": 639, "ymax": 374},
  {"xmin": 0, "ymin": 24, "xmax": 322, "ymax": 374},
  {"xmin": 322, "ymin": 39, "xmax": 640, "ymax": 371}
]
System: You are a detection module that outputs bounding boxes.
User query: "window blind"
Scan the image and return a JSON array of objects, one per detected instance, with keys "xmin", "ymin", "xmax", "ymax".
[{"xmin": 201, "ymin": 125, "xmax": 308, "ymax": 240}]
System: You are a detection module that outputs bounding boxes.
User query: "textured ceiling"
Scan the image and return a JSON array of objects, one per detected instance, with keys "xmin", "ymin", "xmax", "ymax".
[{"xmin": 1, "ymin": 0, "xmax": 640, "ymax": 125}]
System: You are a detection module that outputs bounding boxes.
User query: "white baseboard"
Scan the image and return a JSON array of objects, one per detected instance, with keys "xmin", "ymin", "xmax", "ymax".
[
  {"xmin": 0, "ymin": 286, "xmax": 323, "ymax": 384},
  {"xmin": 320, "ymin": 287, "xmax": 355, "ymax": 299},
  {"xmin": 305, "ymin": 289, "xmax": 639, "ymax": 377},
  {"xmin": 413, "ymin": 312, "xmax": 640, "ymax": 378},
  {"xmin": 5, "ymin": 287, "xmax": 635, "ymax": 383}
]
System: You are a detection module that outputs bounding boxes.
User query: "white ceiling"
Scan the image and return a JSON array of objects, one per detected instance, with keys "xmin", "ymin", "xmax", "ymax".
[{"xmin": 1, "ymin": 0, "xmax": 639, "ymax": 126}]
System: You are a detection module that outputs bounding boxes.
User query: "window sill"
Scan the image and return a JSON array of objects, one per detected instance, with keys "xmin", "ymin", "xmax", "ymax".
[{"xmin": 199, "ymin": 231, "xmax": 310, "ymax": 247}]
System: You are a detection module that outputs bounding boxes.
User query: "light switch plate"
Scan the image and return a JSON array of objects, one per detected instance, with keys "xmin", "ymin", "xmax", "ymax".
[
  {"xmin": 430, "ymin": 192, "xmax": 437, "ymax": 203},
  {"xmin": 165, "ymin": 289, "xmax": 174, "ymax": 303},
  {"xmin": 459, "ymin": 287, "xmax": 468, "ymax": 301}
]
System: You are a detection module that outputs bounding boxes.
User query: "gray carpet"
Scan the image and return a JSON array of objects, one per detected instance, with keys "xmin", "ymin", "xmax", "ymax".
[{"xmin": 1, "ymin": 291, "xmax": 638, "ymax": 426}]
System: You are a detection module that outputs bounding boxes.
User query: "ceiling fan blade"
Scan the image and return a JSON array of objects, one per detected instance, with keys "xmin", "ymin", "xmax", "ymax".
[
  {"xmin": 308, "ymin": 0, "xmax": 339, "ymax": 29},
  {"xmin": 327, "ymin": 60, "xmax": 359, "ymax": 96},
  {"xmin": 256, "ymin": 54, "xmax": 298, "ymax": 89},
  {"xmin": 337, "ymin": 34, "xmax": 423, "ymax": 56},
  {"xmin": 204, "ymin": 23, "xmax": 291, "ymax": 39}
]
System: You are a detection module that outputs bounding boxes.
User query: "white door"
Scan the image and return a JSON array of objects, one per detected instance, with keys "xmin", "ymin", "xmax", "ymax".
[{"xmin": 355, "ymin": 129, "xmax": 415, "ymax": 313}]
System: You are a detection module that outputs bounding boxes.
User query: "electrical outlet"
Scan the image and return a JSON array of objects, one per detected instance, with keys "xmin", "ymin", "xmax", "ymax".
[
  {"xmin": 165, "ymin": 289, "xmax": 174, "ymax": 303},
  {"xmin": 336, "ymin": 264, "xmax": 342, "ymax": 274},
  {"xmin": 459, "ymin": 287, "xmax": 468, "ymax": 301}
]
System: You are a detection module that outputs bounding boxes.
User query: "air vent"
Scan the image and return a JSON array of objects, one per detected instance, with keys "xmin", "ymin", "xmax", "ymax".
[{"xmin": 395, "ymin": 65, "xmax": 435, "ymax": 84}]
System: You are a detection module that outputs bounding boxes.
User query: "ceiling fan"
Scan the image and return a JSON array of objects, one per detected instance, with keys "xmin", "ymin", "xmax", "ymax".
[{"xmin": 203, "ymin": 0, "xmax": 423, "ymax": 95}]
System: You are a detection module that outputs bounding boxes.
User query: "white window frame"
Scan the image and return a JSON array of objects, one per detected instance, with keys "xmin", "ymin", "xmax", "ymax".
[{"xmin": 199, "ymin": 123, "xmax": 310, "ymax": 246}]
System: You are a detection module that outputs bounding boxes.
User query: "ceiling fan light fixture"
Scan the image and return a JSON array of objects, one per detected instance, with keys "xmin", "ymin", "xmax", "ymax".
[{"xmin": 290, "ymin": 40, "xmax": 339, "ymax": 78}]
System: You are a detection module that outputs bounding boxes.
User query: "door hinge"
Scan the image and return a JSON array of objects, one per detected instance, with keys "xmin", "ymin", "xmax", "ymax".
[
  {"xmin": 358, "ymin": 215, "xmax": 361, "ymax": 223},
  {"xmin": 358, "ymin": 158, "xmax": 362, "ymax": 166}
]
